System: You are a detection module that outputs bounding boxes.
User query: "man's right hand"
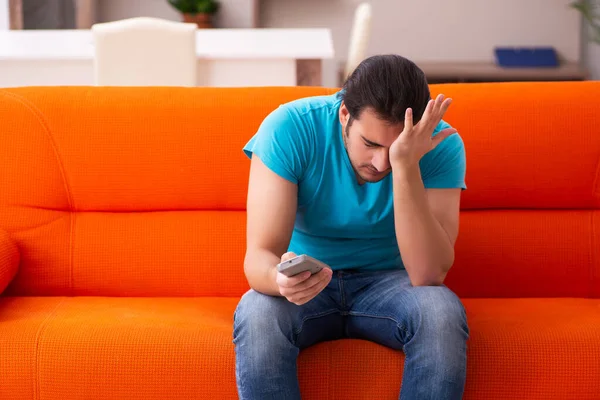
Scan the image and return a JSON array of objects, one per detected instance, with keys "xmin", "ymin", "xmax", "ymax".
[{"xmin": 276, "ymin": 252, "xmax": 333, "ymax": 306}]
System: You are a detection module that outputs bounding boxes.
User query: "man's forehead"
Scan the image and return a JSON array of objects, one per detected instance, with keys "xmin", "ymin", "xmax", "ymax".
[{"xmin": 354, "ymin": 113, "xmax": 403, "ymax": 134}]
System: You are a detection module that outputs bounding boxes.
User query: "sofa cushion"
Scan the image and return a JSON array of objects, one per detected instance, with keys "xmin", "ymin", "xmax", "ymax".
[
  {"xmin": 0, "ymin": 228, "xmax": 19, "ymax": 294},
  {"xmin": 447, "ymin": 210, "xmax": 600, "ymax": 298},
  {"xmin": 434, "ymin": 81, "xmax": 600, "ymax": 210},
  {"xmin": 1, "ymin": 296, "xmax": 598, "ymax": 400},
  {"xmin": 2, "ymin": 207, "xmax": 598, "ymax": 299},
  {"xmin": 1, "ymin": 84, "xmax": 600, "ymax": 298}
]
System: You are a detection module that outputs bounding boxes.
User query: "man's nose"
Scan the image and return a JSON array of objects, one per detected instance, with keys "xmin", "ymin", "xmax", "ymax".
[{"xmin": 372, "ymin": 151, "xmax": 390, "ymax": 172}]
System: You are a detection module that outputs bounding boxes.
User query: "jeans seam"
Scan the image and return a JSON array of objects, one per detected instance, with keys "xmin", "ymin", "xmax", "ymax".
[
  {"xmin": 294, "ymin": 309, "xmax": 338, "ymax": 335},
  {"xmin": 338, "ymin": 274, "xmax": 346, "ymax": 309},
  {"xmin": 293, "ymin": 309, "xmax": 340, "ymax": 336},
  {"xmin": 347, "ymin": 311, "xmax": 410, "ymax": 335}
]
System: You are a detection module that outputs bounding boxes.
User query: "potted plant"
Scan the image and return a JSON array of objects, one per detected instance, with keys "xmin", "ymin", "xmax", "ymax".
[
  {"xmin": 168, "ymin": 0, "xmax": 220, "ymax": 29},
  {"xmin": 571, "ymin": 0, "xmax": 600, "ymax": 44}
]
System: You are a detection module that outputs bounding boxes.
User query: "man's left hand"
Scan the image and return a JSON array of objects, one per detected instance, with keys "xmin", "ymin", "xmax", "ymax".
[{"xmin": 389, "ymin": 94, "xmax": 456, "ymax": 170}]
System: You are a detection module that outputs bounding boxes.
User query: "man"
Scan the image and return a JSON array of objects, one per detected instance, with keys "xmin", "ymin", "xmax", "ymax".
[{"xmin": 233, "ymin": 54, "xmax": 469, "ymax": 400}]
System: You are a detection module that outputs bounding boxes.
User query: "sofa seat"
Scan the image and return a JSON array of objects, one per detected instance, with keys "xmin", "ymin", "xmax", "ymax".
[{"xmin": 1, "ymin": 296, "xmax": 599, "ymax": 400}]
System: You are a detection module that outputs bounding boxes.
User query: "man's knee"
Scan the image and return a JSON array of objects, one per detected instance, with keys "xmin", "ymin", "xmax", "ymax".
[
  {"xmin": 233, "ymin": 289, "xmax": 294, "ymax": 343},
  {"xmin": 409, "ymin": 285, "xmax": 469, "ymax": 340},
  {"xmin": 404, "ymin": 286, "xmax": 469, "ymax": 386}
]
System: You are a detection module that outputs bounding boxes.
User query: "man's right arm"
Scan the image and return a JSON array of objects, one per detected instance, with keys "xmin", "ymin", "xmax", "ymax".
[{"xmin": 243, "ymin": 155, "xmax": 298, "ymax": 296}]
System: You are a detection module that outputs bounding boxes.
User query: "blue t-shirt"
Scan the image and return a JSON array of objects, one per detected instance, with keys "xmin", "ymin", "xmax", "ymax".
[{"xmin": 243, "ymin": 92, "xmax": 466, "ymax": 271}]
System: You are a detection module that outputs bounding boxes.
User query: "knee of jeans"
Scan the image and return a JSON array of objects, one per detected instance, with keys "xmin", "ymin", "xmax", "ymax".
[
  {"xmin": 410, "ymin": 286, "xmax": 469, "ymax": 340},
  {"xmin": 233, "ymin": 289, "xmax": 291, "ymax": 342}
]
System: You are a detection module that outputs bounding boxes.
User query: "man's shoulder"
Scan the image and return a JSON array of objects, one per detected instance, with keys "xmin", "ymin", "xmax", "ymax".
[
  {"xmin": 419, "ymin": 119, "xmax": 467, "ymax": 188},
  {"xmin": 431, "ymin": 119, "xmax": 465, "ymax": 152},
  {"xmin": 432, "ymin": 119, "xmax": 453, "ymax": 134},
  {"xmin": 279, "ymin": 92, "xmax": 341, "ymax": 121}
]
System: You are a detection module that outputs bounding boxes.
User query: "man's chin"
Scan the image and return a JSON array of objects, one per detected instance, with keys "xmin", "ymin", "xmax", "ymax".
[
  {"xmin": 358, "ymin": 170, "xmax": 390, "ymax": 183},
  {"xmin": 362, "ymin": 177, "xmax": 386, "ymax": 183}
]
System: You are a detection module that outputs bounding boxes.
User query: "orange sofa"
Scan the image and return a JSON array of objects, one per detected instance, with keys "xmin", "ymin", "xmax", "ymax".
[{"xmin": 1, "ymin": 82, "xmax": 599, "ymax": 400}]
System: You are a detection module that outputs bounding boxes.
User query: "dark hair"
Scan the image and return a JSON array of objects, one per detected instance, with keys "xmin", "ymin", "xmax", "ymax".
[{"xmin": 340, "ymin": 54, "xmax": 430, "ymax": 126}]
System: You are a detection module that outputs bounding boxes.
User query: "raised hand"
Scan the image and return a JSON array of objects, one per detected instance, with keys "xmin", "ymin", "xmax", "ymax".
[{"xmin": 389, "ymin": 94, "xmax": 457, "ymax": 169}]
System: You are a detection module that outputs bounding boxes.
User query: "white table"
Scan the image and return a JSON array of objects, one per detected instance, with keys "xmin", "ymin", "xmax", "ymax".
[{"xmin": 0, "ymin": 28, "xmax": 334, "ymax": 87}]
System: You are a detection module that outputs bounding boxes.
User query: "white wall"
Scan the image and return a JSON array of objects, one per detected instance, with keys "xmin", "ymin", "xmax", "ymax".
[
  {"xmin": 581, "ymin": 0, "xmax": 600, "ymax": 80},
  {"xmin": 0, "ymin": 0, "xmax": 9, "ymax": 30},
  {"xmin": 98, "ymin": 0, "xmax": 257, "ymax": 28},
  {"xmin": 92, "ymin": 0, "xmax": 584, "ymax": 85},
  {"xmin": 98, "ymin": 0, "xmax": 180, "ymax": 23},
  {"xmin": 212, "ymin": 0, "xmax": 258, "ymax": 29},
  {"xmin": 260, "ymin": 0, "xmax": 582, "ymax": 87},
  {"xmin": 8, "ymin": 0, "xmax": 588, "ymax": 83},
  {"xmin": 585, "ymin": 38, "xmax": 600, "ymax": 81}
]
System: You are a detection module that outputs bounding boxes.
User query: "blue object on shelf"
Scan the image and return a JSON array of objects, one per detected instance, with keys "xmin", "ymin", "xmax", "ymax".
[{"xmin": 494, "ymin": 47, "xmax": 559, "ymax": 68}]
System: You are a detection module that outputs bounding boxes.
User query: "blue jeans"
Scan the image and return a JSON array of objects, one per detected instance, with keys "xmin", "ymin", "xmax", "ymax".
[{"xmin": 233, "ymin": 269, "xmax": 469, "ymax": 399}]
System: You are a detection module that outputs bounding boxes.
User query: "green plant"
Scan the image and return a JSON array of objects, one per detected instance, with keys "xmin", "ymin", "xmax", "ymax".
[
  {"xmin": 168, "ymin": 0, "xmax": 220, "ymax": 15},
  {"xmin": 571, "ymin": 0, "xmax": 600, "ymax": 44}
]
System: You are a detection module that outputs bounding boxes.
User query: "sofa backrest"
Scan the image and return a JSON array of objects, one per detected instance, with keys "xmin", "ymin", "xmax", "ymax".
[
  {"xmin": 0, "ymin": 83, "xmax": 598, "ymax": 298},
  {"xmin": 443, "ymin": 81, "xmax": 600, "ymax": 298}
]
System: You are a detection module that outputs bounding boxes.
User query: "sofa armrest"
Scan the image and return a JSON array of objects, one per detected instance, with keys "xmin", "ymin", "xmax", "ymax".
[{"xmin": 0, "ymin": 228, "xmax": 19, "ymax": 294}]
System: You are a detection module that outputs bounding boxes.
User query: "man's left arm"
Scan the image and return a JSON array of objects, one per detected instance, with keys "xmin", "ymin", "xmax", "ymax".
[
  {"xmin": 392, "ymin": 168, "xmax": 461, "ymax": 286},
  {"xmin": 389, "ymin": 94, "xmax": 464, "ymax": 286}
]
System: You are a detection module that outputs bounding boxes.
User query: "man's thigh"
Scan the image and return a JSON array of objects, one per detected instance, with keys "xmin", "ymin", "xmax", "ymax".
[
  {"xmin": 344, "ymin": 269, "xmax": 468, "ymax": 350},
  {"xmin": 234, "ymin": 278, "xmax": 345, "ymax": 350}
]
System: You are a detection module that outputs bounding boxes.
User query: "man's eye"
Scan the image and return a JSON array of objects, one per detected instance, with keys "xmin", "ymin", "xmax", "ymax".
[{"xmin": 364, "ymin": 142, "xmax": 377, "ymax": 148}]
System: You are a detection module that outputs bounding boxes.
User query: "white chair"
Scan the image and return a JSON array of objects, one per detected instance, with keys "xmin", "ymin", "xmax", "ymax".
[
  {"xmin": 92, "ymin": 17, "xmax": 197, "ymax": 87},
  {"xmin": 341, "ymin": 2, "xmax": 372, "ymax": 83}
]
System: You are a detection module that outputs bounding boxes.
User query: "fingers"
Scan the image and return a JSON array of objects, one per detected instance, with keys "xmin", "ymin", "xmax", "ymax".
[
  {"xmin": 285, "ymin": 269, "xmax": 333, "ymax": 305},
  {"xmin": 281, "ymin": 276, "xmax": 330, "ymax": 305},
  {"xmin": 277, "ymin": 252, "xmax": 311, "ymax": 289},
  {"xmin": 404, "ymin": 107, "xmax": 414, "ymax": 133},
  {"xmin": 420, "ymin": 94, "xmax": 452, "ymax": 132},
  {"xmin": 418, "ymin": 99, "xmax": 435, "ymax": 127},
  {"xmin": 433, "ymin": 94, "xmax": 452, "ymax": 119},
  {"xmin": 277, "ymin": 269, "xmax": 312, "ymax": 289},
  {"xmin": 438, "ymin": 96, "xmax": 452, "ymax": 118},
  {"xmin": 281, "ymin": 252, "xmax": 297, "ymax": 262},
  {"xmin": 279, "ymin": 268, "xmax": 333, "ymax": 305},
  {"xmin": 431, "ymin": 127, "xmax": 457, "ymax": 149},
  {"xmin": 277, "ymin": 267, "xmax": 324, "ymax": 291}
]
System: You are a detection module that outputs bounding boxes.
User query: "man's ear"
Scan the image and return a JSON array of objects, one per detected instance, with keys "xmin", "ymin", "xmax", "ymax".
[{"xmin": 339, "ymin": 101, "xmax": 350, "ymax": 125}]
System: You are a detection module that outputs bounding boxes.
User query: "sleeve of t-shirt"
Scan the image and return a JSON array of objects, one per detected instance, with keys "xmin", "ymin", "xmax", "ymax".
[
  {"xmin": 242, "ymin": 105, "xmax": 310, "ymax": 185},
  {"xmin": 420, "ymin": 120, "xmax": 467, "ymax": 190}
]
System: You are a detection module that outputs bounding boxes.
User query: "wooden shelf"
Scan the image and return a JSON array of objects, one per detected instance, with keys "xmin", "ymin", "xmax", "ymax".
[{"xmin": 416, "ymin": 62, "xmax": 589, "ymax": 83}]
